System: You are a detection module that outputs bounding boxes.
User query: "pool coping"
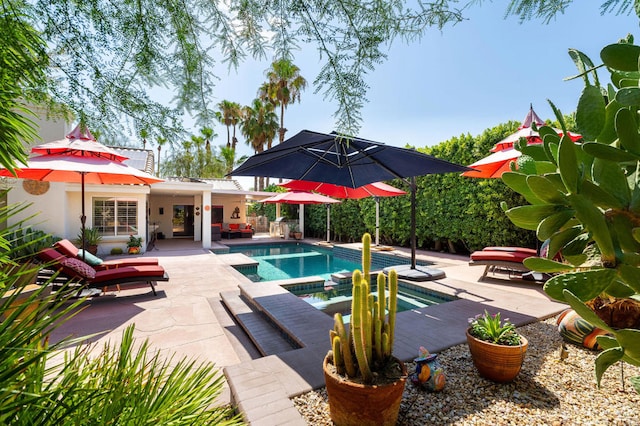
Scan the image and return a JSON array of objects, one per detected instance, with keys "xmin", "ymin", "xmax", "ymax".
[{"xmin": 218, "ymin": 243, "xmax": 568, "ymax": 425}]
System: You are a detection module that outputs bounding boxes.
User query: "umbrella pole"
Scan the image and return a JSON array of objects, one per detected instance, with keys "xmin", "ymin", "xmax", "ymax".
[
  {"xmin": 375, "ymin": 196, "xmax": 380, "ymax": 246},
  {"xmin": 410, "ymin": 177, "xmax": 416, "ymax": 269},
  {"xmin": 81, "ymin": 172, "xmax": 86, "ymax": 262},
  {"xmin": 326, "ymin": 204, "xmax": 330, "ymax": 243}
]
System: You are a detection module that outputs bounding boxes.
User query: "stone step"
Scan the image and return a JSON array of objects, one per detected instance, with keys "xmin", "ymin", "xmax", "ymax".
[{"xmin": 220, "ymin": 290, "xmax": 296, "ymax": 356}]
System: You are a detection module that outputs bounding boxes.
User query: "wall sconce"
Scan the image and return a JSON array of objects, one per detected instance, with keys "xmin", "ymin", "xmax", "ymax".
[{"xmin": 231, "ymin": 206, "xmax": 240, "ymax": 219}]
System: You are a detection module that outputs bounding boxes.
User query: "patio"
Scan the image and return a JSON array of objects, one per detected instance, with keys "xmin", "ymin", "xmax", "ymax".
[{"xmin": 48, "ymin": 236, "xmax": 567, "ymax": 425}]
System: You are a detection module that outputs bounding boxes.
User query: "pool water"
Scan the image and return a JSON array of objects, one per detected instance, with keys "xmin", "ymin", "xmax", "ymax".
[
  {"xmin": 229, "ymin": 243, "xmax": 375, "ymax": 281},
  {"xmin": 288, "ymin": 282, "xmax": 455, "ymax": 318},
  {"xmin": 228, "ymin": 242, "xmax": 454, "ymax": 316}
]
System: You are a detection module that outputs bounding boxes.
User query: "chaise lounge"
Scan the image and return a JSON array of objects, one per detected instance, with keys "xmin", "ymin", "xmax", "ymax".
[
  {"xmin": 54, "ymin": 239, "xmax": 159, "ymax": 269},
  {"xmin": 38, "ymin": 247, "xmax": 168, "ymax": 295},
  {"xmin": 469, "ymin": 246, "xmax": 537, "ymax": 281}
]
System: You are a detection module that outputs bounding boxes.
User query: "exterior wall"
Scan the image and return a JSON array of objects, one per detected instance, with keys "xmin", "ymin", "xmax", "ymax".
[
  {"xmin": 5, "ymin": 179, "xmax": 150, "ymax": 256},
  {"xmin": 210, "ymin": 195, "xmax": 247, "ymax": 224}
]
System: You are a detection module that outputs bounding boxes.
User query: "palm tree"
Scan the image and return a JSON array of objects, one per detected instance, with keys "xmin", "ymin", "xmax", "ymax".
[
  {"xmin": 156, "ymin": 136, "xmax": 167, "ymax": 176},
  {"xmin": 216, "ymin": 100, "xmax": 243, "ymax": 151},
  {"xmin": 260, "ymin": 59, "xmax": 307, "ymax": 145},
  {"xmin": 200, "ymin": 126, "xmax": 215, "ymax": 153},
  {"xmin": 240, "ymin": 99, "xmax": 278, "ymax": 190},
  {"xmin": 140, "ymin": 129, "xmax": 148, "ymax": 149},
  {"xmin": 220, "ymin": 146, "xmax": 248, "ymax": 179}
]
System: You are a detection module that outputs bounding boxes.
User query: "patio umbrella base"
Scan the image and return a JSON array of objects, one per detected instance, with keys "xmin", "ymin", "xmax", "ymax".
[{"xmin": 385, "ymin": 265, "xmax": 446, "ymax": 282}]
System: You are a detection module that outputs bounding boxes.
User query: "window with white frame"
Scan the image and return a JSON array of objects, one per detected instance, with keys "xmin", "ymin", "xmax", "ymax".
[{"xmin": 93, "ymin": 198, "xmax": 138, "ymax": 236}]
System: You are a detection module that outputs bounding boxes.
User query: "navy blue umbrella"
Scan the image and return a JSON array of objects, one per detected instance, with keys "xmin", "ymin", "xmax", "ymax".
[{"xmin": 230, "ymin": 130, "xmax": 471, "ymax": 271}]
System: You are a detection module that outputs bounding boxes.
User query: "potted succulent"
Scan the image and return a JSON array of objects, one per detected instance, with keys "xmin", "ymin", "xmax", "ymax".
[
  {"xmin": 466, "ymin": 310, "xmax": 528, "ymax": 382},
  {"xmin": 501, "ymin": 36, "xmax": 640, "ymax": 393},
  {"xmin": 127, "ymin": 235, "xmax": 143, "ymax": 254},
  {"xmin": 324, "ymin": 233, "xmax": 407, "ymax": 426},
  {"xmin": 74, "ymin": 227, "xmax": 102, "ymax": 255}
]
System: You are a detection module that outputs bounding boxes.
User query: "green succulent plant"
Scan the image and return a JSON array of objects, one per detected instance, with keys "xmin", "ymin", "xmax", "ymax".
[
  {"xmin": 329, "ymin": 233, "xmax": 399, "ymax": 384},
  {"xmin": 501, "ymin": 34, "xmax": 640, "ymax": 393}
]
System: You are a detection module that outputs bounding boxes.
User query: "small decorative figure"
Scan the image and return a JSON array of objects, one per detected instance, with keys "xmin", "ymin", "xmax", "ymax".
[
  {"xmin": 230, "ymin": 207, "xmax": 240, "ymax": 219},
  {"xmin": 410, "ymin": 346, "xmax": 446, "ymax": 392}
]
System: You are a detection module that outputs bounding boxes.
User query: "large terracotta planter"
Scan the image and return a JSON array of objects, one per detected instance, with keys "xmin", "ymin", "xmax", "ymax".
[
  {"xmin": 1, "ymin": 284, "xmax": 51, "ymax": 323},
  {"xmin": 323, "ymin": 354, "xmax": 407, "ymax": 426},
  {"xmin": 466, "ymin": 329, "xmax": 528, "ymax": 383}
]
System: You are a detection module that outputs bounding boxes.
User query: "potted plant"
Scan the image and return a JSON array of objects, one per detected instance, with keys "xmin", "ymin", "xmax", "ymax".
[
  {"xmin": 127, "ymin": 235, "xmax": 143, "ymax": 254},
  {"xmin": 292, "ymin": 224, "xmax": 302, "ymax": 240},
  {"xmin": 466, "ymin": 310, "xmax": 528, "ymax": 382},
  {"xmin": 501, "ymin": 36, "xmax": 640, "ymax": 393},
  {"xmin": 324, "ymin": 233, "xmax": 407, "ymax": 426},
  {"xmin": 74, "ymin": 227, "xmax": 102, "ymax": 255}
]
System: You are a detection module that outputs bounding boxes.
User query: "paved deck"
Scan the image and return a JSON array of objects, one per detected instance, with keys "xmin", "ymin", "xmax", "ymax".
[{"xmin": 48, "ymin": 236, "xmax": 567, "ymax": 425}]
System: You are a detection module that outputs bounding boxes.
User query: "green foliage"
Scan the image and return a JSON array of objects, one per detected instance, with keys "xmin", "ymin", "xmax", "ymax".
[
  {"xmin": 127, "ymin": 235, "xmax": 143, "ymax": 248},
  {"xmin": 330, "ymin": 234, "xmax": 399, "ymax": 385},
  {"xmin": 468, "ymin": 310, "xmax": 522, "ymax": 346},
  {"xmin": 110, "ymin": 247, "xmax": 124, "ymax": 255},
  {"xmin": 503, "ymin": 36, "xmax": 640, "ymax": 392},
  {"xmin": 74, "ymin": 227, "xmax": 103, "ymax": 248},
  {"xmin": 0, "ymin": 213, "xmax": 243, "ymax": 423}
]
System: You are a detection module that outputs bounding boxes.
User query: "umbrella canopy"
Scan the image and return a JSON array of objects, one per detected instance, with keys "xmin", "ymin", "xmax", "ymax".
[
  {"xmin": 280, "ymin": 180, "xmax": 406, "ymax": 199},
  {"xmin": 0, "ymin": 125, "xmax": 162, "ymax": 256},
  {"xmin": 461, "ymin": 148, "xmax": 522, "ymax": 179},
  {"xmin": 2, "ymin": 155, "xmax": 163, "ymax": 185},
  {"xmin": 230, "ymin": 130, "xmax": 470, "ymax": 271},
  {"xmin": 30, "ymin": 125, "xmax": 129, "ymax": 162},
  {"xmin": 230, "ymin": 130, "xmax": 468, "ymax": 188},
  {"xmin": 260, "ymin": 191, "xmax": 340, "ymax": 240},
  {"xmin": 261, "ymin": 191, "xmax": 340, "ymax": 205},
  {"xmin": 280, "ymin": 180, "xmax": 406, "ymax": 244},
  {"xmin": 462, "ymin": 106, "xmax": 582, "ymax": 178}
]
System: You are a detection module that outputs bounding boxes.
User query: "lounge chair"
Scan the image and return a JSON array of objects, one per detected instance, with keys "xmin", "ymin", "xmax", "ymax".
[
  {"xmin": 37, "ymin": 247, "xmax": 168, "ymax": 295},
  {"xmin": 469, "ymin": 248, "xmax": 533, "ymax": 280},
  {"xmin": 54, "ymin": 239, "xmax": 159, "ymax": 270}
]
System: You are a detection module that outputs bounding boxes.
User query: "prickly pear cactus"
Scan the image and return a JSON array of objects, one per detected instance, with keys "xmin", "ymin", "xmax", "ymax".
[
  {"xmin": 329, "ymin": 233, "xmax": 399, "ymax": 385},
  {"xmin": 502, "ymin": 34, "xmax": 640, "ymax": 393}
]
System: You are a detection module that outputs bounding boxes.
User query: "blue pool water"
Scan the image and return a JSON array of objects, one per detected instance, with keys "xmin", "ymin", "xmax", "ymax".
[
  {"xmin": 287, "ymin": 282, "xmax": 455, "ymax": 317},
  {"xmin": 228, "ymin": 243, "xmax": 371, "ymax": 281},
  {"xmin": 228, "ymin": 242, "xmax": 456, "ymax": 316}
]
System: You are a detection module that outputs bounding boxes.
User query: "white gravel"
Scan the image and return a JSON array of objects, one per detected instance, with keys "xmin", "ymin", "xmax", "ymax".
[{"xmin": 292, "ymin": 316, "xmax": 640, "ymax": 425}]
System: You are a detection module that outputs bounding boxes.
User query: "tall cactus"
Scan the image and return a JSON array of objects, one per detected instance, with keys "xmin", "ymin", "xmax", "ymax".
[{"xmin": 330, "ymin": 233, "xmax": 399, "ymax": 385}]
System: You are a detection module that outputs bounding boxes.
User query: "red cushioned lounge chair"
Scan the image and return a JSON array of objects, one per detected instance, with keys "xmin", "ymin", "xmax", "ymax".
[
  {"xmin": 38, "ymin": 247, "xmax": 168, "ymax": 295},
  {"xmin": 469, "ymin": 242, "xmax": 556, "ymax": 282},
  {"xmin": 54, "ymin": 239, "xmax": 159, "ymax": 270},
  {"xmin": 469, "ymin": 248, "xmax": 534, "ymax": 280}
]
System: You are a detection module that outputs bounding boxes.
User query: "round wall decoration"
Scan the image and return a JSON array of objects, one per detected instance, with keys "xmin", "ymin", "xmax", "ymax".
[{"xmin": 22, "ymin": 180, "xmax": 50, "ymax": 195}]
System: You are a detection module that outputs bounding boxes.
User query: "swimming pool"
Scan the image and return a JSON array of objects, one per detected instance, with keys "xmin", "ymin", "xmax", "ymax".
[
  {"xmin": 286, "ymin": 281, "xmax": 455, "ymax": 318},
  {"xmin": 228, "ymin": 242, "xmax": 383, "ymax": 281},
  {"xmin": 227, "ymin": 242, "xmax": 455, "ymax": 316}
]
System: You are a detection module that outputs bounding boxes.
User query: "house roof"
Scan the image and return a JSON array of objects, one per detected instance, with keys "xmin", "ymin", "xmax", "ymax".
[{"xmin": 109, "ymin": 146, "xmax": 156, "ymax": 174}]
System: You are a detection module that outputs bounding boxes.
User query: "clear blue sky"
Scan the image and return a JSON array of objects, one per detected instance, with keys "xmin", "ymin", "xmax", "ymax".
[{"xmin": 182, "ymin": 4, "xmax": 640, "ymax": 187}]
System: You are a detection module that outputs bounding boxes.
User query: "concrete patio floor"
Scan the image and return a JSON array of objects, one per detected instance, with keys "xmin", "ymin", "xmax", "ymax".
[{"xmin": 48, "ymin": 236, "xmax": 567, "ymax": 425}]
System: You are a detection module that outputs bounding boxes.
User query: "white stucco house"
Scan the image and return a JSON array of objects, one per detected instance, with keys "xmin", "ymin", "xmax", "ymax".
[{"xmin": 1, "ymin": 112, "xmax": 272, "ymax": 255}]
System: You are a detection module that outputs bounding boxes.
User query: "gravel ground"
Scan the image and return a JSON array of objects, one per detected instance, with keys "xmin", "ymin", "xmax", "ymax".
[{"xmin": 292, "ymin": 316, "xmax": 640, "ymax": 425}]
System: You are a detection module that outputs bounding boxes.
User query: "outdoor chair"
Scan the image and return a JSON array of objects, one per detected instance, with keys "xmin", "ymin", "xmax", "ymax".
[
  {"xmin": 54, "ymin": 239, "xmax": 159, "ymax": 269},
  {"xmin": 469, "ymin": 240, "xmax": 559, "ymax": 282},
  {"xmin": 37, "ymin": 247, "xmax": 168, "ymax": 295},
  {"xmin": 469, "ymin": 247, "xmax": 533, "ymax": 280}
]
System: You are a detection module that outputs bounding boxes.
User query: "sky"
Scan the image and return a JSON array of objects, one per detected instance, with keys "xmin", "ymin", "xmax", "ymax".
[{"xmin": 177, "ymin": 4, "xmax": 640, "ymax": 189}]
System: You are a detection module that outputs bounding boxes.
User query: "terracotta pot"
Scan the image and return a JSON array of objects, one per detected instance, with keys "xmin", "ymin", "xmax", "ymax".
[
  {"xmin": 128, "ymin": 247, "xmax": 141, "ymax": 255},
  {"xmin": 1, "ymin": 284, "xmax": 51, "ymax": 323},
  {"xmin": 323, "ymin": 354, "xmax": 407, "ymax": 426},
  {"xmin": 466, "ymin": 329, "xmax": 528, "ymax": 383}
]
